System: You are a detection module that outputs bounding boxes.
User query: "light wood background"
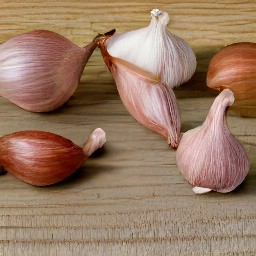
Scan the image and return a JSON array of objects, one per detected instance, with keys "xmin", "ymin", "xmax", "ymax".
[{"xmin": 0, "ymin": 1, "xmax": 256, "ymax": 255}]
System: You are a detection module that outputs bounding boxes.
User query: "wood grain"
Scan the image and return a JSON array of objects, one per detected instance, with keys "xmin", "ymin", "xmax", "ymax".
[{"xmin": 0, "ymin": 1, "xmax": 255, "ymax": 255}]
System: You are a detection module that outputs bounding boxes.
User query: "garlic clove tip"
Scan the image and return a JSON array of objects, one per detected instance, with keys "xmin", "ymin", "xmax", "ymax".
[{"xmin": 91, "ymin": 128, "xmax": 107, "ymax": 149}]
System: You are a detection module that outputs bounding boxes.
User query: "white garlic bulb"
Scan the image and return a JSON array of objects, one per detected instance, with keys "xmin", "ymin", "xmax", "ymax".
[
  {"xmin": 176, "ymin": 89, "xmax": 250, "ymax": 193},
  {"xmin": 106, "ymin": 9, "xmax": 197, "ymax": 89}
]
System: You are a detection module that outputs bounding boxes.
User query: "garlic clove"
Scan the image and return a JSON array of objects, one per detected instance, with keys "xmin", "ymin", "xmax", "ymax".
[
  {"xmin": 207, "ymin": 42, "xmax": 256, "ymax": 117},
  {"xmin": 106, "ymin": 9, "xmax": 197, "ymax": 89},
  {"xmin": 99, "ymin": 38, "xmax": 181, "ymax": 148},
  {"xmin": 176, "ymin": 89, "xmax": 250, "ymax": 193},
  {"xmin": 192, "ymin": 187, "xmax": 212, "ymax": 194},
  {"xmin": 0, "ymin": 128, "xmax": 106, "ymax": 186},
  {"xmin": 0, "ymin": 30, "xmax": 113, "ymax": 112}
]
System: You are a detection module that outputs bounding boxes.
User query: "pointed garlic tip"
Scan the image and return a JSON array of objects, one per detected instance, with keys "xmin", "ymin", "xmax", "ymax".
[
  {"xmin": 218, "ymin": 88, "xmax": 235, "ymax": 107},
  {"xmin": 83, "ymin": 128, "xmax": 106, "ymax": 157},
  {"xmin": 151, "ymin": 9, "xmax": 163, "ymax": 17},
  {"xmin": 192, "ymin": 187, "xmax": 212, "ymax": 194},
  {"xmin": 151, "ymin": 9, "xmax": 169, "ymax": 26},
  {"xmin": 176, "ymin": 89, "xmax": 250, "ymax": 193},
  {"xmin": 205, "ymin": 89, "xmax": 234, "ymax": 126}
]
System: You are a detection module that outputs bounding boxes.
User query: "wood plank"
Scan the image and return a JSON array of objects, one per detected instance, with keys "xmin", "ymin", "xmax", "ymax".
[{"xmin": 0, "ymin": 1, "xmax": 255, "ymax": 255}]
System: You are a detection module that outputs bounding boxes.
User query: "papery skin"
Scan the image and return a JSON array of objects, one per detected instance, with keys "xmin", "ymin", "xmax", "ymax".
[
  {"xmin": 107, "ymin": 9, "xmax": 197, "ymax": 89},
  {"xmin": 0, "ymin": 128, "xmax": 106, "ymax": 186},
  {"xmin": 207, "ymin": 42, "xmax": 256, "ymax": 117},
  {"xmin": 176, "ymin": 89, "xmax": 250, "ymax": 193},
  {"xmin": 99, "ymin": 39, "xmax": 181, "ymax": 149},
  {"xmin": 0, "ymin": 30, "xmax": 101, "ymax": 112}
]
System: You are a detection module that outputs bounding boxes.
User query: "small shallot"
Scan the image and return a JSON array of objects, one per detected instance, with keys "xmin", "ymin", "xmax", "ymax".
[
  {"xmin": 0, "ymin": 30, "xmax": 114, "ymax": 112},
  {"xmin": 207, "ymin": 42, "xmax": 256, "ymax": 117},
  {"xmin": 0, "ymin": 128, "xmax": 106, "ymax": 186}
]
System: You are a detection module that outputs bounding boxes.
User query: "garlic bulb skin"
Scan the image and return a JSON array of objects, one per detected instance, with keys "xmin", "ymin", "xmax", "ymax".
[
  {"xmin": 176, "ymin": 89, "xmax": 250, "ymax": 193},
  {"xmin": 207, "ymin": 42, "xmax": 256, "ymax": 117},
  {"xmin": 99, "ymin": 38, "xmax": 181, "ymax": 148},
  {"xmin": 106, "ymin": 9, "xmax": 197, "ymax": 89},
  {"xmin": 0, "ymin": 30, "xmax": 106, "ymax": 112},
  {"xmin": 0, "ymin": 128, "xmax": 106, "ymax": 186}
]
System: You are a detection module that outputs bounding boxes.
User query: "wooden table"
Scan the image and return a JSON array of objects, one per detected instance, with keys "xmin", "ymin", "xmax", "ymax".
[{"xmin": 0, "ymin": 1, "xmax": 255, "ymax": 255}]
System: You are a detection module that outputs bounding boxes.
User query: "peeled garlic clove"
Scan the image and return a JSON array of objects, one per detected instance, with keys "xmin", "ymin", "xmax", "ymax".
[
  {"xmin": 0, "ymin": 30, "xmax": 112, "ymax": 112},
  {"xmin": 207, "ymin": 42, "xmax": 256, "ymax": 117},
  {"xmin": 99, "ymin": 39, "xmax": 181, "ymax": 148},
  {"xmin": 0, "ymin": 128, "xmax": 106, "ymax": 186},
  {"xmin": 106, "ymin": 9, "xmax": 197, "ymax": 89},
  {"xmin": 176, "ymin": 89, "xmax": 250, "ymax": 193}
]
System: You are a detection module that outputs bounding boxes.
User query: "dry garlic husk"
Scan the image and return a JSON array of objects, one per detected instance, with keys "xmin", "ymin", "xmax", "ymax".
[
  {"xmin": 106, "ymin": 9, "xmax": 197, "ymax": 89},
  {"xmin": 99, "ymin": 37, "xmax": 181, "ymax": 149},
  {"xmin": 207, "ymin": 42, "xmax": 256, "ymax": 117},
  {"xmin": 0, "ymin": 128, "xmax": 106, "ymax": 186},
  {"xmin": 176, "ymin": 89, "xmax": 250, "ymax": 193},
  {"xmin": 0, "ymin": 30, "xmax": 113, "ymax": 112}
]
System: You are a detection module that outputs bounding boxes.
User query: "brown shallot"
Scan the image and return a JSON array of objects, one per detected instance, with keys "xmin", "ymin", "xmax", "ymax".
[{"xmin": 0, "ymin": 128, "xmax": 106, "ymax": 186}]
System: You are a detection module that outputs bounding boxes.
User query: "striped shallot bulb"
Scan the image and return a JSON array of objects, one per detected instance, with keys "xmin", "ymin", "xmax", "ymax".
[
  {"xmin": 0, "ymin": 128, "xmax": 106, "ymax": 186},
  {"xmin": 0, "ymin": 30, "xmax": 114, "ymax": 112}
]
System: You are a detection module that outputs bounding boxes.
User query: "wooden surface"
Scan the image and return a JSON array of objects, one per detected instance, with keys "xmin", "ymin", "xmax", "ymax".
[{"xmin": 0, "ymin": 1, "xmax": 256, "ymax": 255}]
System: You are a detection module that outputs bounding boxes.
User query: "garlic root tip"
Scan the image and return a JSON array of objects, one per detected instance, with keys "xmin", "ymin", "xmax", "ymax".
[
  {"xmin": 192, "ymin": 187, "xmax": 212, "ymax": 194},
  {"xmin": 83, "ymin": 128, "xmax": 106, "ymax": 157}
]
